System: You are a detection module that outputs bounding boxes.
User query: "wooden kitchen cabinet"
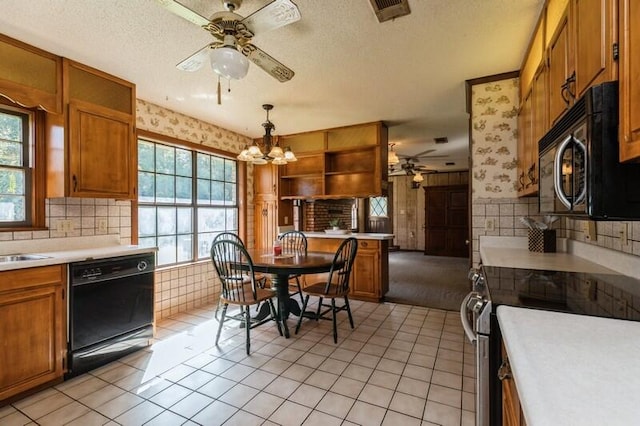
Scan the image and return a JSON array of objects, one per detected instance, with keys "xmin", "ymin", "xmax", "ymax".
[
  {"xmin": 47, "ymin": 59, "xmax": 136, "ymax": 199},
  {"xmin": 277, "ymin": 122, "xmax": 388, "ymax": 200},
  {"xmin": 500, "ymin": 344, "xmax": 527, "ymax": 426},
  {"xmin": 547, "ymin": 11, "xmax": 571, "ymax": 126},
  {"xmin": 619, "ymin": 0, "xmax": 640, "ymax": 162},
  {"xmin": 0, "ymin": 34, "xmax": 63, "ymax": 114},
  {"xmin": 254, "ymin": 163, "xmax": 279, "ymax": 249},
  {"xmin": 0, "ymin": 265, "xmax": 66, "ymax": 403},
  {"xmin": 306, "ymin": 237, "xmax": 389, "ymax": 302}
]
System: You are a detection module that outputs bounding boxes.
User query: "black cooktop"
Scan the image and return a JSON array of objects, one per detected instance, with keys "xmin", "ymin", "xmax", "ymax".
[{"xmin": 482, "ymin": 265, "xmax": 640, "ymax": 321}]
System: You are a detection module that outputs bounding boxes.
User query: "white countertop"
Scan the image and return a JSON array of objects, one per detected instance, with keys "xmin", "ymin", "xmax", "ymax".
[
  {"xmin": 497, "ymin": 306, "xmax": 640, "ymax": 426},
  {"xmin": 479, "ymin": 236, "xmax": 624, "ymax": 274},
  {"xmin": 304, "ymin": 232, "xmax": 394, "ymax": 240},
  {"xmin": 0, "ymin": 235, "xmax": 156, "ymax": 272}
]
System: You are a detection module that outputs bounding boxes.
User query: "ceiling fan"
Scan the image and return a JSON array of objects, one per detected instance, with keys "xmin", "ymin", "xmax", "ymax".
[
  {"xmin": 156, "ymin": 0, "xmax": 300, "ymax": 82},
  {"xmin": 389, "ymin": 158, "xmax": 434, "ymax": 176}
]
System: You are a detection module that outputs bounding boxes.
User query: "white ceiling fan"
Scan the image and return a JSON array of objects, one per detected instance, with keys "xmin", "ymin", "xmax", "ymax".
[{"xmin": 156, "ymin": 0, "xmax": 300, "ymax": 82}]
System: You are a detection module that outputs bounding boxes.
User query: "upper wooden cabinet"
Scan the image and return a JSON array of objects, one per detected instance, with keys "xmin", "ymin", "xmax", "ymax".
[
  {"xmin": 547, "ymin": 12, "xmax": 571, "ymax": 125},
  {"xmin": 0, "ymin": 34, "xmax": 63, "ymax": 114},
  {"xmin": 619, "ymin": 0, "xmax": 640, "ymax": 162},
  {"xmin": 278, "ymin": 121, "xmax": 388, "ymax": 199},
  {"xmin": 47, "ymin": 59, "xmax": 137, "ymax": 199}
]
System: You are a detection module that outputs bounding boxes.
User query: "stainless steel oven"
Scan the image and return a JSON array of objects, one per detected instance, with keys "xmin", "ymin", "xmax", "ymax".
[
  {"xmin": 463, "ymin": 264, "xmax": 640, "ymax": 426},
  {"xmin": 67, "ymin": 253, "xmax": 155, "ymax": 378}
]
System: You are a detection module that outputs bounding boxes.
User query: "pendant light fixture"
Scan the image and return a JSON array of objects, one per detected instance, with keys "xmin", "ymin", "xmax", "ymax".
[
  {"xmin": 388, "ymin": 143, "xmax": 400, "ymax": 165},
  {"xmin": 237, "ymin": 104, "xmax": 297, "ymax": 165}
]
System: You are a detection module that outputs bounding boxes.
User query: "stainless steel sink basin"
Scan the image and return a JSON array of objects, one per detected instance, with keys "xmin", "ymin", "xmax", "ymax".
[{"xmin": 0, "ymin": 254, "xmax": 51, "ymax": 262}]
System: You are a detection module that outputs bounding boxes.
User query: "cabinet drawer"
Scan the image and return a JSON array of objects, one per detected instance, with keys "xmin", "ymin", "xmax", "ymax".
[{"xmin": 0, "ymin": 265, "xmax": 64, "ymax": 293}]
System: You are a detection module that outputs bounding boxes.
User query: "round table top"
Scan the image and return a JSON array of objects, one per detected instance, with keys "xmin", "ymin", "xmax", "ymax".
[{"xmin": 246, "ymin": 249, "xmax": 337, "ymax": 275}]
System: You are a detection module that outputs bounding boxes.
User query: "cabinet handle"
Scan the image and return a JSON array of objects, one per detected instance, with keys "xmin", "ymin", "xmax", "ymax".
[
  {"xmin": 72, "ymin": 175, "xmax": 78, "ymax": 192},
  {"xmin": 361, "ymin": 241, "xmax": 368, "ymax": 248},
  {"xmin": 518, "ymin": 172, "xmax": 525, "ymax": 191},
  {"xmin": 273, "ymin": 184, "xmax": 276, "ymax": 193},
  {"xmin": 498, "ymin": 360, "xmax": 512, "ymax": 381},
  {"xmin": 560, "ymin": 71, "xmax": 576, "ymax": 106}
]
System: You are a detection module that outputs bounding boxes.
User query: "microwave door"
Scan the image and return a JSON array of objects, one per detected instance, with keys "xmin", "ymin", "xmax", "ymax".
[
  {"xmin": 571, "ymin": 126, "xmax": 588, "ymax": 214},
  {"xmin": 554, "ymin": 135, "xmax": 576, "ymax": 210}
]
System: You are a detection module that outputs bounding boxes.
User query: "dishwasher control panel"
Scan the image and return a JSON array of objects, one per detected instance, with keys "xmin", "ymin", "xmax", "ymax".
[{"xmin": 70, "ymin": 253, "xmax": 155, "ymax": 285}]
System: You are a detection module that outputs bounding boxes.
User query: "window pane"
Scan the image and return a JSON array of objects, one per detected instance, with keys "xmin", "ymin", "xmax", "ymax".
[
  {"xmin": 177, "ymin": 207, "xmax": 192, "ymax": 233},
  {"xmin": 138, "ymin": 171, "xmax": 155, "ymax": 202},
  {"xmin": 211, "ymin": 181, "xmax": 224, "ymax": 204},
  {"xmin": 211, "ymin": 156, "xmax": 225, "ymax": 181},
  {"xmin": 197, "ymin": 153, "xmax": 210, "ymax": 179},
  {"xmin": 198, "ymin": 208, "xmax": 226, "ymax": 232},
  {"xmin": 138, "ymin": 207, "xmax": 156, "ymax": 236},
  {"xmin": 176, "ymin": 149, "xmax": 192, "ymax": 177},
  {"xmin": 0, "ymin": 195, "xmax": 25, "ymax": 221},
  {"xmin": 156, "ymin": 175, "xmax": 175, "ymax": 203},
  {"xmin": 369, "ymin": 196, "xmax": 388, "ymax": 217},
  {"xmin": 177, "ymin": 234, "xmax": 192, "ymax": 262},
  {"xmin": 157, "ymin": 236, "xmax": 177, "ymax": 265},
  {"xmin": 197, "ymin": 179, "xmax": 211, "ymax": 204},
  {"xmin": 138, "ymin": 237, "xmax": 156, "ymax": 249},
  {"xmin": 225, "ymin": 159, "xmax": 236, "ymax": 183},
  {"xmin": 226, "ymin": 208, "xmax": 238, "ymax": 230},
  {"xmin": 176, "ymin": 176, "xmax": 192, "ymax": 204},
  {"xmin": 155, "ymin": 145, "xmax": 175, "ymax": 174},
  {"xmin": 138, "ymin": 141, "xmax": 155, "ymax": 172},
  {"xmin": 0, "ymin": 112, "xmax": 22, "ymax": 142},
  {"xmin": 198, "ymin": 232, "xmax": 215, "ymax": 259},
  {"xmin": 224, "ymin": 183, "xmax": 236, "ymax": 205},
  {"xmin": 0, "ymin": 141, "xmax": 22, "ymax": 166},
  {"xmin": 157, "ymin": 207, "xmax": 176, "ymax": 235},
  {"xmin": 0, "ymin": 168, "xmax": 25, "ymax": 195}
]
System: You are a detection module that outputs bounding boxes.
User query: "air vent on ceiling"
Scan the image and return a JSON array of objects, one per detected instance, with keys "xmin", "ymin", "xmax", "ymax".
[
  {"xmin": 446, "ymin": 162, "xmax": 455, "ymax": 166},
  {"xmin": 368, "ymin": 0, "xmax": 411, "ymax": 23},
  {"xmin": 434, "ymin": 137, "xmax": 449, "ymax": 144}
]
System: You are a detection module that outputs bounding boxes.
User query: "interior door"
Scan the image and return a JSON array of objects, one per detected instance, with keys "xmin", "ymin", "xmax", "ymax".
[
  {"xmin": 424, "ymin": 184, "xmax": 469, "ymax": 257},
  {"xmin": 365, "ymin": 185, "xmax": 393, "ymax": 234}
]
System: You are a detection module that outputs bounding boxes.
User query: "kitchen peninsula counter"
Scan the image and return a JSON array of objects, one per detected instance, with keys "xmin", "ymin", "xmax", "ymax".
[
  {"xmin": 498, "ymin": 305, "xmax": 640, "ymax": 426},
  {"xmin": 305, "ymin": 232, "xmax": 392, "ymax": 302}
]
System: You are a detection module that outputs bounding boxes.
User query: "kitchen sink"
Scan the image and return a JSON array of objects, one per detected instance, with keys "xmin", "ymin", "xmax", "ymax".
[{"xmin": 0, "ymin": 254, "xmax": 51, "ymax": 262}]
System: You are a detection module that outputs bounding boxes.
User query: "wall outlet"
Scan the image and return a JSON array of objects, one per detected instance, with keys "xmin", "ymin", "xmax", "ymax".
[
  {"xmin": 97, "ymin": 218, "xmax": 108, "ymax": 233},
  {"xmin": 583, "ymin": 220, "xmax": 597, "ymax": 241},
  {"xmin": 485, "ymin": 218, "xmax": 495, "ymax": 232},
  {"xmin": 56, "ymin": 219, "xmax": 73, "ymax": 233},
  {"xmin": 620, "ymin": 223, "xmax": 629, "ymax": 246}
]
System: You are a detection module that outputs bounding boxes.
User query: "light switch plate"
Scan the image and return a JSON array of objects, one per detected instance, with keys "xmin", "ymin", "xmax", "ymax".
[{"xmin": 97, "ymin": 218, "xmax": 108, "ymax": 233}]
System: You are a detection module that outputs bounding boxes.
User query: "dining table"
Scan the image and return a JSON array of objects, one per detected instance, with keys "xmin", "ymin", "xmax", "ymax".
[{"xmin": 246, "ymin": 248, "xmax": 339, "ymax": 338}]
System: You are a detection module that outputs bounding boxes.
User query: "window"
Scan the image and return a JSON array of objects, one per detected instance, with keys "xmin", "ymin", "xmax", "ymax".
[
  {"xmin": 369, "ymin": 196, "xmax": 388, "ymax": 217},
  {"xmin": 0, "ymin": 107, "xmax": 31, "ymax": 227},
  {"xmin": 137, "ymin": 139, "xmax": 238, "ymax": 266}
]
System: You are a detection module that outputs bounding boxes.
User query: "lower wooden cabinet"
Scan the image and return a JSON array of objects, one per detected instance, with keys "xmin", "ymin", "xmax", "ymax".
[
  {"xmin": 306, "ymin": 237, "xmax": 388, "ymax": 302},
  {"xmin": 500, "ymin": 344, "xmax": 527, "ymax": 426},
  {"xmin": 254, "ymin": 198, "xmax": 277, "ymax": 250},
  {"xmin": 0, "ymin": 265, "xmax": 66, "ymax": 403}
]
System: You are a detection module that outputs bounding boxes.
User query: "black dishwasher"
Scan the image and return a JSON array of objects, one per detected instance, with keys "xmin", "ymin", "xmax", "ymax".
[{"xmin": 67, "ymin": 253, "xmax": 155, "ymax": 378}]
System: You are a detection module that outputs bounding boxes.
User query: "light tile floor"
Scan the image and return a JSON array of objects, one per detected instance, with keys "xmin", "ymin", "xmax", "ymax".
[{"xmin": 0, "ymin": 299, "xmax": 476, "ymax": 426}]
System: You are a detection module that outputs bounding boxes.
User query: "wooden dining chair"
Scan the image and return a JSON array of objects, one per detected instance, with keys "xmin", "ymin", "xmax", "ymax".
[
  {"xmin": 210, "ymin": 239, "xmax": 282, "ymax": 354},
  {"xmin": 295, "ymin": 237, "xmax": 358, "ymax": 343},
  {"xmin": 278, "ymin": 230, "xmax": 308, "ymax": 304}
]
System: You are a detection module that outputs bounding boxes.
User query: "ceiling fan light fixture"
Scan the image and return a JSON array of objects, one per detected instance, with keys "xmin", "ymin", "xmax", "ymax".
[
  {"xmin": 413, "ymin": 173, "xmax": 424, "ymax": 183},
  {"xmin": 388, "ymin": 143, "xmax": 400, "ymax": 165},
  {"xmin": 210, "ymin": 46, "xmax": 249, "ymax": 80}
]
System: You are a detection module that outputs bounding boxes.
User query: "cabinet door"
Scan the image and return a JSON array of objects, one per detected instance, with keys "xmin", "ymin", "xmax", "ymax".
[
  {"xmin": 518, "ymin": 91, "xmax": 534, "ymax": 196},
  {"xmin": 254, "ymin": 199, "xmax": 277, "ymax": 250},
  {"xmin": 254, "ymin": 163, "xmax": 278, "ymax": 197},
  {"xmin": 0, "ymin": 267, "xmax": 65, "ymax": 402},
  {"xmin": 620, "ymin": 0, "xmax": 640, "ymax": 162},
  {"xmin": 572, "ymin": 0, "xmax": 617, "ymax": 98},
  {"xmin": 351, "ymin": 241, "xmax": 380, "ymax": 301},
  {"xmin": 548, "ymin": 14, "xmax": 571, "ymax": 125},
  {"xmin": 68, "ymin": 101, "xmax": 135, "ymax": 198}
]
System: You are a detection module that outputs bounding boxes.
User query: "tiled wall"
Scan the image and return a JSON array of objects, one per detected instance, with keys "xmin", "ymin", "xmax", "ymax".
[
  {"xmin": 303, "ymin": 199, "xmax": 354, "ymax": 231},
  {"xmin": 0, "ymin": 198, "xmax": 131, "ymax": 243},
  {"xmin": 136, "ymin": 99, "xmax": 252, "ymax": 320}
]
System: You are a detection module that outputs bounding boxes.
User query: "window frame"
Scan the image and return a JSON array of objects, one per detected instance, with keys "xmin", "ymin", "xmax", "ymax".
[
  {"xmin": 135, "ymin": 129, "xmax": 247, "ymax": 266},
  {"xmin": 0, "ymin": 101, "xmax": 46, "ymax": 230}
]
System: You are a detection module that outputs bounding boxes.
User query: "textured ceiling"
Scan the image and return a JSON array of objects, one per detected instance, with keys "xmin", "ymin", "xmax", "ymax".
[{"xmin": 0, "ymin": 0, "xmax": 543, "ymax": 172}]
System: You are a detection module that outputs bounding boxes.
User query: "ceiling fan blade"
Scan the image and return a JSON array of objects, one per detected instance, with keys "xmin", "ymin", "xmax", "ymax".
[
  {"xmin": 156, "ymin": 0, "xmax": 210, "ymax": 26},
  {"xmin": 413, "ymin": 148, "xmax": 437, "ymax": 158},
  {"xmin": 242, "ymin": 0, "xmax": 301, "ymax": 35},
  {"xmin": 241, "ymin": 44, "xmax": 294, "ymax": 82},
  {"xmin": 176, "ymin": 42, "xmax": 222, "ymax": 71}
]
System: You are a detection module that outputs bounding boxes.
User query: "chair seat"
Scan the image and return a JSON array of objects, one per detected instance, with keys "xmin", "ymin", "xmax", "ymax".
[
  {"xmin": 302, "ymin": 282, "xmax": 349, "ymax": 298},
  {"xmin": 221, "ymin": 287, "xmax": 276, "ymax": 305}
]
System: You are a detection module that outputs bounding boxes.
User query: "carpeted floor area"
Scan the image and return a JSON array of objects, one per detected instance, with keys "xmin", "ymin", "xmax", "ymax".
[{"xmin": 385, "ymin": 251, "xmax": 471, "ymax": 311}]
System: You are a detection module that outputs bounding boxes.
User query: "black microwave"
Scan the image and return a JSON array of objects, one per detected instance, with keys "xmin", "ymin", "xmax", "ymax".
[{"xmin": 538, "ymin": 81, "xmax": 640, "ymax": 220}]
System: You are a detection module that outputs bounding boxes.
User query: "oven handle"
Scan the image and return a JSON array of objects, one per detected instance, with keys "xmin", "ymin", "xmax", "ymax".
[
  {"xmin": 572, "ymin": 137, "xmax": 587, "ymax": 205},
  {"xmin": 553, "ymin": 134, "xmax": 576, "ymax": 210},
  {"xmin": 460, "ymin": 291, "xmax": 479, "ymax": 345}
]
